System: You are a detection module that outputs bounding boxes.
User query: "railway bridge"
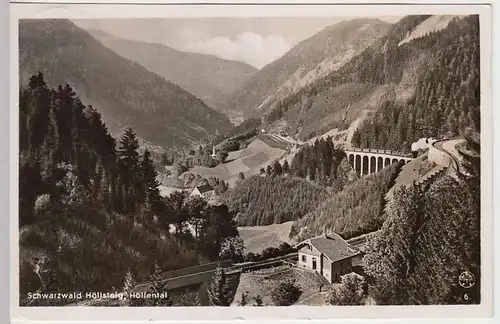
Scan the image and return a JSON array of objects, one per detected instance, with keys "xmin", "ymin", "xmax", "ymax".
[{"xmin": 345, "ymin": 148, "xmax": 413, "ymax": 177}]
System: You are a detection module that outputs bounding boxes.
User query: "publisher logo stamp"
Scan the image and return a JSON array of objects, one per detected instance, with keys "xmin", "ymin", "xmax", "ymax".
[{"xmin": 458, "ymin": 271, "xmax": 475, "ymax": 289}]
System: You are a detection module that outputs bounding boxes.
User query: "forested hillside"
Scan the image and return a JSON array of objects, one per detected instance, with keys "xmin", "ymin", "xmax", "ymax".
[
  {"xmin": 87, "ymin": 29, "xmax": 257, "ymax": 111},
  {"xmin": 261, "ymin": 15, "xmax": 479, "ymax": 144},
  {"xmin": 19, "ymin": 19, "xmax": 232, "ymax": 149},
  {"xmin": 19, "ymin": 73, "xmax": 240, "ymax": 305},
  {"xmin": 364, "ymin": 141, "xmax": 480, "ymax": 304},
  {"xmin": 352, "ymin": 15, "xmax": 480, "ymax": 152},
  {"xmin": 291, "ymin": 162, "xmax": 402, "ymax": 241},
  {"xmin": 221, "ymin": 175, "xmax": 328, "ymax": 226}
]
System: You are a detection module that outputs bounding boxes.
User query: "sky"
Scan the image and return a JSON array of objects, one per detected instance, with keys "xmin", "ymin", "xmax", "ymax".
[{"xmin": 73, "ymin": 16, "xmax": 402, "ymax": 69}]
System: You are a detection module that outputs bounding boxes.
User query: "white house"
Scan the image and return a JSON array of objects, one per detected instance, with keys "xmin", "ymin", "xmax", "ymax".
[
  {"xmin": 190, "ymin": 184, "xmax": 215, "ymax": 200},
  {"xmin": 294, "ymin": 233, "xmax": 360, "ymax": 283}
]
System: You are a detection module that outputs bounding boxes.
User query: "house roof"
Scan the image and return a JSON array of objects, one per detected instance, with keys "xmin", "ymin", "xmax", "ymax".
[
  {"xmin": 195, "ymin": 184, "xmax": 214, "ymax": 193},
  {"xmin": 296, "ymin": 233, "xmax": 359, "ymax": 263}
]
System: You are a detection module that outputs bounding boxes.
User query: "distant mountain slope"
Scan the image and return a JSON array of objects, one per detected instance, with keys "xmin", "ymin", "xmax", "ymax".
[
  {"xmin": 221, "ymin": 18, "xmax": 391, "ymax": 116},
  {"xmin": 86, "ymin": 29, "xmax": 257, "ymax": 112},
  {"xmin": 261, "ymin": 15, "xmax": 479, "ymax": 145},
  {"xmin": 398, "ymin": 15, "xmax": 463, "ymax": 46},
  {"xmin": 19, "ymin": 19, "xmax": 232, "ymax": 148}
]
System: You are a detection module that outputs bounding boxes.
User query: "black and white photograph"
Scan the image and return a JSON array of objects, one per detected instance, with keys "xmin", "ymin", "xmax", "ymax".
[{"xmin": 11, "ymin": 2, "xmax": 492, "ymax": 320}]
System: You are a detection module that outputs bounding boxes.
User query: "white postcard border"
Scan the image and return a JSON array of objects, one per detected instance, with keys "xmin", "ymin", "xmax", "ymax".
[{"xmin": 9, "ymin": 2, "xmax": 494, "ymax": 323}]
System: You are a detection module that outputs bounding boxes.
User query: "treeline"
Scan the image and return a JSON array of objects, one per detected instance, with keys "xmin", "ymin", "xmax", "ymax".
[
  {"xmin": 19, "ymin": 73, "xmax": 240, "ymax": 304},
  {"xmin": 221, "ymin": 175, "xmax": 328, "ymax": 226},
  {"xmin": 364, "ymin": 135, "xmax": 480, "ymax": 304},
  {"xmin": 209, "ymin": 117, "xmax": 261, "ymax": 153},
  {"xmin": 291, "ymin": 161, "xmax": 402, "ymax": 241},
  {"xmin": 352, "ymin": 16, "xmax": 480, "ymax": 152},
  {"xmin": 244, "ymin": 242, "xmax": 296, "ymax": 262},
  {"xmin": 216, "ymin": 128, "xmax": 259, "ymax": 153}
]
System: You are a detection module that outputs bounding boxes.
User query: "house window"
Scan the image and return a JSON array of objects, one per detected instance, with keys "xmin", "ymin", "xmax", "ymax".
[
  {"xmin": 312, "ymin": 258, "xmax": 317, "ymax": 270},
  {"xmin": 340, "ymin": 263, "xmax": 343, "ymax": 275},
  {"xmin": 301, "ymin": 255, "xmax": 306, "ymax": 263}
]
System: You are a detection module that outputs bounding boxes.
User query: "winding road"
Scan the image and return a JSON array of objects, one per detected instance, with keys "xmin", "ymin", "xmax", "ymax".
[{"xmin": 433, "ymin": 138, "xmax": 466, "ymax": 176}]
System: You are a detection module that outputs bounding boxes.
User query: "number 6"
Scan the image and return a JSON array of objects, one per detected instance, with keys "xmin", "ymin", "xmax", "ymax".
[{"xmin": 464, "ymin": 293, "xmax": 469, "ymax": 301}]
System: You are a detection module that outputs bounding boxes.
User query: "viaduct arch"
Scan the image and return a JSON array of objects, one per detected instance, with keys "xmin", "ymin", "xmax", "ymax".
[{"xmin": 345, "ymin": 148, "xmax": 413, "ymax": 177}]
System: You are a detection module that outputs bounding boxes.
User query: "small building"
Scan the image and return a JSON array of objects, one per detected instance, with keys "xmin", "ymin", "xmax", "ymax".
[
  {"xmin": 190, "ymin": 184, "xmax": 215, "ymax": 200},
  {"xmin": 294, "ymin": 233, "xmax": 360, "ymax": 283}
]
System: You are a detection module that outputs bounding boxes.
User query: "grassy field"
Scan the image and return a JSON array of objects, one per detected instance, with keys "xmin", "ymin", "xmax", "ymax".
[
  {"xmin": 187, "ymin": 138, "xmax": 286, "ymax": 184},
  {"xmin": 238, "ymin": 221, "xmax": 294, "ymax": 253}
]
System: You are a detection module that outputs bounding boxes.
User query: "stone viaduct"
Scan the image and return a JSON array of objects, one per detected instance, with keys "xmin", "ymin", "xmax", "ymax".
[{"xmin": 345, "ymin": 148, "xmax": 414, "ymax": 177}]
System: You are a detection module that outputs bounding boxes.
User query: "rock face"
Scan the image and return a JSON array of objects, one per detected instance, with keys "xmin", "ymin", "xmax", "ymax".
[{"xmin": 19, "ymin": 19, "xmax": 233, "ymax": 148}]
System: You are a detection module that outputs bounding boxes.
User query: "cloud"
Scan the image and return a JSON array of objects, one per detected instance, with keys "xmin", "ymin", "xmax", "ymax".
[{"xmin": 183, "ymin": 32, "xmax": 291, "ymax": 69}]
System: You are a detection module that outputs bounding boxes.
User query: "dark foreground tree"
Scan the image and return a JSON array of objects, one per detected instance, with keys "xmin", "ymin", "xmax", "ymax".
[{"xmin": 364, "ymin": 172, "xmax": 480, "ymax": 304}]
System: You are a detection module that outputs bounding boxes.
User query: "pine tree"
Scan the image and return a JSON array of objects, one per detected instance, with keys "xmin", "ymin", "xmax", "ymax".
[
  {"xmin": 186, "ymin": 195, "xmax": 208, "ymax": 238},
  {"xmin": 123, "ymin": 270, "xmax": 137, "ymax": 306},
  {"xmin": 272, "ymin": 160, "xmax": 283, "ymax": 176},
  {"xmin": 282, "ymin": 160, "xmax": 291, "ymax": 175},
  {"xmin": 140, "ymin": 150, "xmax": 163, "ymax": 215},
  {"xmin": 147, "ymin": 263, "xmax": 172, "ymax": 306},
  {"xmin": 118, "ymin": 127, "xmax": 142, "ymax": 213},
  {"xmin": 207, "ymin": 265, "xmax": 232, "ymax": 306},
  {"xmin": 27, "ymin": 72, "xmax": 51, "ymax": 152}
]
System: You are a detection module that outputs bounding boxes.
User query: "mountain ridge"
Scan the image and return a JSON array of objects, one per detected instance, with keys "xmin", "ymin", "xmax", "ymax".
[
  {"xmin": 84, "ymin": 28, "xmax": 257, "ymax": 112},
  {"xmin": 260, "ymin": 15, "xmax": 479, "ymax": 150},
  {"xmin": 220, "ymin": 18, "xmax": 392, "ymax": 116},
  {"xmin": 19, "ymin": 19, "xmax": 233, "ymax": 149}
]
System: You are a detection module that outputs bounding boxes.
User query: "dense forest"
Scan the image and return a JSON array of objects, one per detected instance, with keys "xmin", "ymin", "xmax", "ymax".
[
  {"xmin": 351, "ymin": 15, "xmax": 480, "ymax": 152},
  {"xmin": 289, "ymin": 137, "xmax": 352, "ymax": 188},
  {"xmin": 19, "ymin": 73, "xmax": 240, "ymax": 305},
  {"xmin": 364, "ymin": 135, "xmax": 480, "ymax": 304},
  {"xmin": 291, "ymin": 161, "xmax": 402, "ymax": 241},
  {"xmin": 221, "ymin": 175, "xmax": 328, "ymax": 226}
]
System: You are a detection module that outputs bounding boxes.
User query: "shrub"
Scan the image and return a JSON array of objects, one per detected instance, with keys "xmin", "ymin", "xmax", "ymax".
[
  {"xmin": 270, "ymin": 282, "xmax": 302, "ymax": 306},
  {"xmin": 328, "ymin": 273, "xmax": 366, "ymax": 305},
  {"xmin": 34, "ymin": 194, "xmax": 51, "ymax": 215}
]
